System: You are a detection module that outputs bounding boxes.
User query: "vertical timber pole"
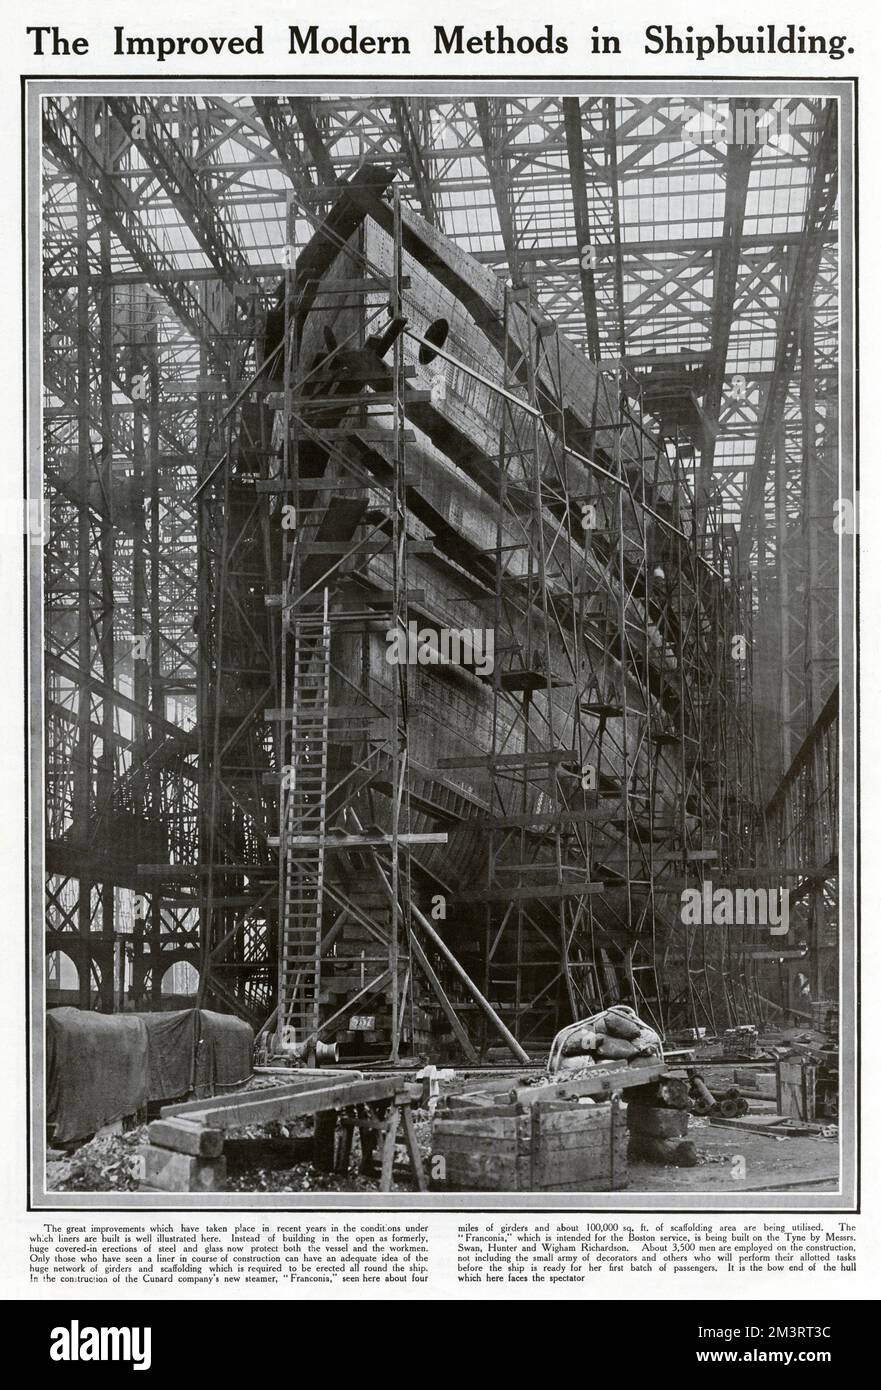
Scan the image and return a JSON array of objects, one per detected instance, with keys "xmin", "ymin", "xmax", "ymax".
[
  {"xmin": 97, "ymin": 102, "xmax": 117, "ymax": 1011},
  {"xmin": 389, "ymin": 187, "xmax": 407, "ymax": 1060},
  {"xmin": 75, "ymin": 98, "xmax": 93, "ymax": 1010}
]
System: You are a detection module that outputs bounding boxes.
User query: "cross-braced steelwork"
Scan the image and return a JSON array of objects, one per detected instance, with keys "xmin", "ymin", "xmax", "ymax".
[{"xmin": 39, "ymin": 92, "xmax": 840, "ymax": 1061}]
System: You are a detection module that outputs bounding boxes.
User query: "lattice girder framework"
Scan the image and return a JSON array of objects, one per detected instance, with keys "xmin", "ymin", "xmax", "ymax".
[
  {"xmin": 761, "ymin": 689, "xmax": 839, "ymax": 1027},
  {"xmin": 40, "ymin": 92, "xmax": 839, "ymax": 1051},
  {"xmin": 42, "ymin": 93, "xmax": 840, "ymax": 543}
]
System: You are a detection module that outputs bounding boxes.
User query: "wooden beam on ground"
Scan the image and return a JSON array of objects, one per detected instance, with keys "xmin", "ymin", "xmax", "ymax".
[
  {"xmin": 509, "ymin": 1060, "xmax": 666, "ymax": 1107},
  {"xmin": 161, "ymin": 1078, "xmax": 423, "ymax": 1131},
  {"xmin": 380, "ymin": 1106, "xmax": 401, "ymax": 1191},
  {"xmin": 400, "ymin": 1103, "xmax": 429, "ymax": 1192}
]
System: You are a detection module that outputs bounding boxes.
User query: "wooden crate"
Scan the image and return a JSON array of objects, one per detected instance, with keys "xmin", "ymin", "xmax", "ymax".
[{"xmin": 432, "ymin": 1098, "xmax": 627, "ymax": 1192}]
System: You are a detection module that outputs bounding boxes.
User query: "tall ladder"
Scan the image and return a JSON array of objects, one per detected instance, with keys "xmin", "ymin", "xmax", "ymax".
[{"xmin": 277, "ymin": 588, "xmax": 331, "ymax": 1052}]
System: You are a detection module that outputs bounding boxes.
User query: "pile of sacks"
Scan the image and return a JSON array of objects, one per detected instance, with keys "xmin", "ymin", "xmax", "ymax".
[{"xmin": 550, "ymin": 1004, "xmax": 662, "ymax": 1074}]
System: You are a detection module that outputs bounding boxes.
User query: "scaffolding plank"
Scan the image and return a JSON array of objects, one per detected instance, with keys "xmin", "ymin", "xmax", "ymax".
[{"xmin": 437, "ymin": 750, "xmax": 577, "ymax": 770}]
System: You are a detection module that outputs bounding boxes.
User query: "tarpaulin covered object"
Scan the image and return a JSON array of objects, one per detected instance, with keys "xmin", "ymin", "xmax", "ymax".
[
  {"xmin": 195, "ymin": 1010, "xmax": 255, "ymax": 1097},
  {"xmin": 131, "ymin": 1009, "xmax": 199, "ymax": 1102},
  {"xmin": 47, "ymin": 1008, "xmax": 150, "ymax": 1143},
  {"xmin": 47, "ymin": 1008, "xmax": 254, "ymax": 1142}
]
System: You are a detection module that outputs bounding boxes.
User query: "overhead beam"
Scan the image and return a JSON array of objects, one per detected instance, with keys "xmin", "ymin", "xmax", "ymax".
[
  {"xmin": 392, "ymin": 99, "xmax": 438, "ymax": 224},
  {"xmin": 251, "ymin": 96, "xmax": 318, "ymax": 202},
  {"xmin": 603, "ymin": 96, "xmax": 627, "ymax": 359},
  {"xmin": 562, "ymin": 98, "xmax": 602, "ymax": 361},
  {"xmin": 289, "ymin": 97, "xmax": 341, "ymax": 187},
  {"xmin": 739, "ymin": 104, "xmax": 839, "ymax": 555},
  {"xmin": 43, "ymin": 98, "xmax": 222, "ymax": 364},
  {"xmin": 106, "ymin": 98, "xmax": 251, "ymax": 287},
  {"xmin": 698, "ymin": 100, "xmax": 762, "ymax": 516},
  {"xmin": 473, "ymin": 98, "xmax": 522, "ymax": 286}
]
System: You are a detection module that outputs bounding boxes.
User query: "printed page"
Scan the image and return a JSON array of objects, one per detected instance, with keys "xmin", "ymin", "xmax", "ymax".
[{"xmin": 0, "ymin": 0, "xmax": 876, "ymax": 1351}]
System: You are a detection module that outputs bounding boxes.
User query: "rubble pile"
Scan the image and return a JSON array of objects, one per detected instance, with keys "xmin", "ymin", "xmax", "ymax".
[
  {"xmin": 226, "ymin": 1110, "xmax": 432, "ymax": 1193},
  {"xmin": 47, "ymin": 1125, "xmax": 148, "ymax": 1192}
]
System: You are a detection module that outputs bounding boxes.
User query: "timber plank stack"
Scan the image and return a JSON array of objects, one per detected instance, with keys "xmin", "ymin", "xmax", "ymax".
[{"xmin": 136, "ymin": 1118, "xmax": 227, "ymax": 1193}]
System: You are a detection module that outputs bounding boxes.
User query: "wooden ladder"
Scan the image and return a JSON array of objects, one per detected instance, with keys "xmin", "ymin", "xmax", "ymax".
[{"xmin": 277, "ymin": 589, "xmax": 332, "ymax": 1052}]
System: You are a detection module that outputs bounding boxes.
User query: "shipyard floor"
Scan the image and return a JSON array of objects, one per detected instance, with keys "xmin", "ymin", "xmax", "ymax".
[
  {"xmin": 46, "ymin": 1114, "xmax": 839, "ymax": 1196},
  {"xmin": 46, "ymin": 1045, "xmax": 839, "ymax": 1196}
]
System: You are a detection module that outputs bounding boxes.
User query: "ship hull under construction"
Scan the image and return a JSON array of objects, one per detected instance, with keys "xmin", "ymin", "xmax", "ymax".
[{"xmin": 201, "ymin": 168, "xmax": 760, "ymax": 1062}]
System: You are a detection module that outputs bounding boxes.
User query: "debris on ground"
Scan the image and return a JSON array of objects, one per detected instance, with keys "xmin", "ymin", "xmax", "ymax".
[
  {"xmin": 227, "ymin": 1108, "xmax": 432, "ymax": 1192},
  {"xmin": 47, "ymin": 1125, "xmax": 148, "ymax": 1192},
  {"xmin": 47, "ymin": 1106, "xmax": 434, "ymax": 1194}
]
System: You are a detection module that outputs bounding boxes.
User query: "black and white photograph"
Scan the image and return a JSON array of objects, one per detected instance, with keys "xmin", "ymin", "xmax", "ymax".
[{"xmin": 27, "ymin": 82, "xmax": 855, "ymax": 1217}]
